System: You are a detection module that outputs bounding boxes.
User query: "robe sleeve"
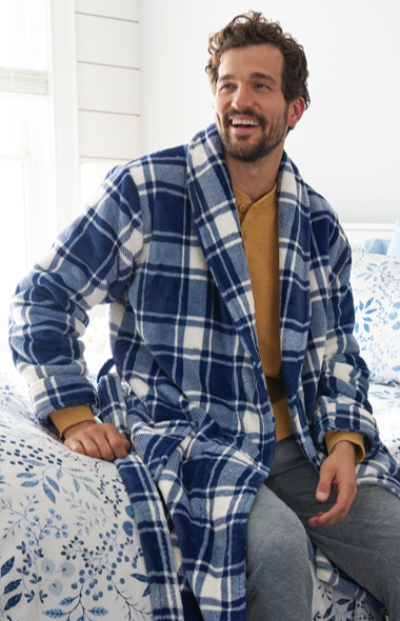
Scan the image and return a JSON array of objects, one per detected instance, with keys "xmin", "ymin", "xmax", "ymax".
[
  {"xmin": 9, "ymin": 166, "xmax": 143, "ymax": 423},
  {"xmin": 311, "ymin": 223, "xmax": 381, "ymax": 460}
]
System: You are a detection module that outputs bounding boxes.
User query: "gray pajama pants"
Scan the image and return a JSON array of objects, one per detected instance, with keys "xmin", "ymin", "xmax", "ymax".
[{"xmin": 246, "ymin": 436, "xmax": 400, "ymax": 621}]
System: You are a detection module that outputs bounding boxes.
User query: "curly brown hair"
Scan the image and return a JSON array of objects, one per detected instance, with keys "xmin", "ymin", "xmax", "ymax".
[{"xmin": 205, "ymin": 11, "xmax": 310, "ymax": 109}]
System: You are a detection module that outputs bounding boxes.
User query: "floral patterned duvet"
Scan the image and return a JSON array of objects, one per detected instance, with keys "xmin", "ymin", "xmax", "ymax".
[{"xmin": 0, "ymin": 362, "xmax": 392, "ymax": 621}]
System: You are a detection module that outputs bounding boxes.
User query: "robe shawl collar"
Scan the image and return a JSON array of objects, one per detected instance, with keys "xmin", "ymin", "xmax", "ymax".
[{"xmin": 186, "ymin": 124, "xmax": 311, "ymax": 410}]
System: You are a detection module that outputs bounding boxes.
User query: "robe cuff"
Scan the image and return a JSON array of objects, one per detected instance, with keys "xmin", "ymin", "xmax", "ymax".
[
  {"xmin": 324, "ymin": 430, "xmax": 365, "ymax": 463},
  {"xmin": 49, "ymin": 406, "xmax": 96, "ymax": 439}
]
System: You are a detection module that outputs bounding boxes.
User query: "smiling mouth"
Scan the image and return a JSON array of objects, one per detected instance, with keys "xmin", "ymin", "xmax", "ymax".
[{"xmin": 229, "ymin": 118, "xmax": 260, "ymax": 127}]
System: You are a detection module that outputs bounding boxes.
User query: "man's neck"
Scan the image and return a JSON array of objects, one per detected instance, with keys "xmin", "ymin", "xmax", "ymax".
[{"xmin": 224, "ymin": 148, "xmax": 282, "ymax": 203}]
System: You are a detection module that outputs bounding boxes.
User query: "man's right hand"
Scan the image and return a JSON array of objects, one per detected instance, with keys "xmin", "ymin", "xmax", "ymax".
[{"xmin": 63, "ymin": 420, "xmax": 131, "ymax": 462}]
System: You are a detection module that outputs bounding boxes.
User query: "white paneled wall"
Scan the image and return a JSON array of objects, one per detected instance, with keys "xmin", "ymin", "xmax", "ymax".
[
  {"xmin": 77, "ymin": 63, "xmax": 140, "ymax": 115},
  {"xmin": 75, "ymin": 0, "xmax": 138, "ymax": 21},
  {"xmin": 76, "ymin": 15, "xmax": 139, "ymax": 68},
  {"xmin": 79, "ymin": 111, "xmax": 141, "ymax": 161},
  {"xmin": 75, "ymin": 0, "xmax": 140, "ymax": 206}
]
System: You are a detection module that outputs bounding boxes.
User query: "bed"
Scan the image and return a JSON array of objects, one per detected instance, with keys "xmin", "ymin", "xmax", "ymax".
[{"xmin": 1, "ymin": 240, "xmax": 399, "ymax": 621}]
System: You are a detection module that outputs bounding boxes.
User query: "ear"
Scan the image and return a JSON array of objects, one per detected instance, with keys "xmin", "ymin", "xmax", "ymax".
[{"xmin": 287, "ymin": 97, "xmax": 305, "ymax": 129}]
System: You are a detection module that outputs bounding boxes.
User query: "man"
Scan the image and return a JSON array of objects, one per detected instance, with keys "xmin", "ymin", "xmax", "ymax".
[{"xmin": 10, "ymin": 11, "xmax": 400, "ymax": 621}]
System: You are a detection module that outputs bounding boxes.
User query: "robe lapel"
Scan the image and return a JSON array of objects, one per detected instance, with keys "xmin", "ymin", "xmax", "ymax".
[
  {"xmin": 186, "ymin": 128, "xmax": 312, "ymax": 410},
  {"xmin": 186, "ymin": 125, "xmax": 262, "ymax": 369},
  {"xmin": 277, "ymin": 153, "xmax": 311, "ymax": 406}
]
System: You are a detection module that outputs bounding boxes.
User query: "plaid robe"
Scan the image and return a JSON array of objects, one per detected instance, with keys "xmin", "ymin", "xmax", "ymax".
[{"xmin": 10, "ymin": 124, "xmax": 400, "ymax": 620}]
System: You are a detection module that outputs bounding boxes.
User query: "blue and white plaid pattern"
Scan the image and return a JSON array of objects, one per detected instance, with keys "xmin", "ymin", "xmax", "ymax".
[{"xmin": 10, "ymin": 124, "xmax": 400, "ymax": 620}]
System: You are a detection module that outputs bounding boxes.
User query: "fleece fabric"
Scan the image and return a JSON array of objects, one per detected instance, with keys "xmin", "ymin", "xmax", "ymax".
[{"xmin": 10, "ymin": 124, "xmax": 400, "ymax": 621}]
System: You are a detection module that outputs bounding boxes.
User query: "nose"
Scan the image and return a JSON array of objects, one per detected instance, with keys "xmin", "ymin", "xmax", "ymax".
[{"xmin": 232, "ymin": 84, "xmax": 255, "ymax": 110}]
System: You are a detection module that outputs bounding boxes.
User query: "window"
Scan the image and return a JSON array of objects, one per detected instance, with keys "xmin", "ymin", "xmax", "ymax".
[{"xmin": 0, "ymin": 0, "xmax": 56, "ymax": 348}]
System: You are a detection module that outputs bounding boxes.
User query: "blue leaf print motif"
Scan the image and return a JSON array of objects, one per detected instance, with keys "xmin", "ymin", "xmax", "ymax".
[
  {"xmin": 83, "ymin": 483, "xmax": 100, "ymax": 500},
  {"xmin": 323, "ymin": 604, "xmax": 333, "ymax": 618},
  {"xmin": 46, "ymin": 477, "xmax": 60, "ymax": 493},
  {"xmin": 43, "ymin": 609, "xmax": 67, "ymax": 618},
  {"xmin": 365, "ymin": 298, "xmax": 373, "ymax": 309},
  {"xmin": 131, "ymin": 573, "xmax": 148, "ymax": 583},
  {"xmin": 21, "ymin": 480, "xmax": 39, "ymax": 488},
  {"xmin": 39, "ymin": 589, "xmax": 48, "ymax": 603},
  {"xmin": 25, "ymin": 459, "xmax": 46, "ymax": 467},
  {"xmin": 4, "ymin": 580, "xmax": 21, "ymax": 594},
  {"xmin": 59, "ymin": 597, "xmax": 78, "ymax": 606},
  {"xmin": 1, "ymin": 557, "xmax": 14, "ymax": 577},
  {"xmin": 43, "ymin": 483, "xmax": 56, "ymax": 504},
  {"xmin": 364, "ymin": 323, "xmax": 370, "ymax": 333},
  {"xmin": 16, "ymin": 472, "xmax": 36, "ymax": 478},
  {"xmin": 26, "ymin": 589, "xmax": 35, "ymax": 603},
  {"xmin": 393, "ymin": 322, "xmax": 400, "ymax": 331},
  {"xmin": 88, "ymin": 608, "xmax": 108, "ymax": 616},
  {"xmin": 4, "ymin": 593, "xmax": 22, "ymax": 611}
]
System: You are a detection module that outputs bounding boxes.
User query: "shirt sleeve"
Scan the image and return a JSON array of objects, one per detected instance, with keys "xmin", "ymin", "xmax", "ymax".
[
  {"xmin": 324, "ymin": 430, "xmax": 365, "ymax": 463},
  {"xmin": 49, "ymin": 406, "xmax": 96, "ymax": 439}
]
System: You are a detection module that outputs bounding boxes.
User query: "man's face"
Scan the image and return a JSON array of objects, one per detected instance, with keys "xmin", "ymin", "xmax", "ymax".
[{"xmin": 215, "ymin": 44, "xmax": 293, "ymax": 163}]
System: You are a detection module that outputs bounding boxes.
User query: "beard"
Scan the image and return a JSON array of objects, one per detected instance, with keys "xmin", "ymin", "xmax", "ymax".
[{"xmin": 217, "ymin": 106, "xmax": 289, "ymax": 163}]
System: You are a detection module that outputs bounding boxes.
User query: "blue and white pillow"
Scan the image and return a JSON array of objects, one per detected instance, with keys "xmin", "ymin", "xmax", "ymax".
[
  {"xmin": 352, "ymin": 237, "xmax": 389, "ymax": 255},
  {"xmin": 351, "ymin": 248, "xmax": 400, "ymax": 385}
]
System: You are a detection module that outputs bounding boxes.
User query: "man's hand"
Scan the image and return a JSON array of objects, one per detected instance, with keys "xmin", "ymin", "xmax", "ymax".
[
  {"xmin": 63, "ymin": 420, "xmax": 131, "ymax": 462},
  {"xmin": 308, "ymin": 440, "xmax": 357, "ymax": 527}
]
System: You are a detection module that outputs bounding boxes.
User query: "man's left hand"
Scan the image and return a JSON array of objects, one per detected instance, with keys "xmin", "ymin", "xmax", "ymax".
[{"xmin": 308, "ymin": 440, "xmax": 357, "ymax": 527}]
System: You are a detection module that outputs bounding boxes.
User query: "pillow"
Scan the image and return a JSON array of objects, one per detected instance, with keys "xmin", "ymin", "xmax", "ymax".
[
  {"xmin": 352, "ymin": 237, "xmax": 389, "ymax": 255},
  {"xmin": 387, "ymin": 219, "xmax": 400, "ymax": 257},
  {"xmin": 351, "ymin": 248, "xmax": 400, "ymax": 385}
]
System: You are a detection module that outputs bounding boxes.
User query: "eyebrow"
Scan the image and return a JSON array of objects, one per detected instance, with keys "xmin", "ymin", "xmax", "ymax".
[{"xmin": 218, "ymin": 72, "xmax": 277, "ymax": 84}]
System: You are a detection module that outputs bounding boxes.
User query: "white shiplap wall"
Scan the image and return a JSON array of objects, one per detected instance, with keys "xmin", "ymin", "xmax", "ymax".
[{"xmin": 75, "ymin": 0, "xmax": 140, "ymax": 204}]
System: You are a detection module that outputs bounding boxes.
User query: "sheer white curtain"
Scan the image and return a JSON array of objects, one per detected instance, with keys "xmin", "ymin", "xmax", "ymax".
[{"xmin": 0, "ymin": 0, "xmax": 57, "ymax": 349}]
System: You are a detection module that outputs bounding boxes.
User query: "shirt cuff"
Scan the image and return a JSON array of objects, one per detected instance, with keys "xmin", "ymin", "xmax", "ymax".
[
  {"xmin": 324, "ymin": 431, "xmax": 365, "ymax": 464},
  {"xmin": 49, "ymin": 406, "xmax": 96, "ymax": 439}
]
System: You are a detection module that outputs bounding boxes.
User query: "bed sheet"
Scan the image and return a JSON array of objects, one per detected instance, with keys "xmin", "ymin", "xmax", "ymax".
[
  {"xmin": 369, "ymin": 383, "xmax": 400, "ymax": 460},
  {"xmin": 0, "ymin": 363, "xmax": 389, "ymax": 620},
  {"xmin": 0, "ymin": 407, "xmax": 153, "ymax": 621}
]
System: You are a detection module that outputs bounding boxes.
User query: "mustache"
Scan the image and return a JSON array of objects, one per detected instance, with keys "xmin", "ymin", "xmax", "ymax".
[{"xmin": 223, "ymin": 109, "xmax": 267, "ymax": 129}]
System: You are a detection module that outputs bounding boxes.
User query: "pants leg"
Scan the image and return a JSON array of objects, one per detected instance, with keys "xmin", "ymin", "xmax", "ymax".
[
  {"xmin": 265, "ymin": 437, "xmax": 400, "ymax": 620},
  {"xmin": 246, "ymin": 469, "xmax": 313, "ymax": 621}
]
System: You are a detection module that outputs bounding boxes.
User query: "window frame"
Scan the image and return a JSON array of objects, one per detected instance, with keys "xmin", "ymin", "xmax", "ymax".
[{"xmin": 49, "ymin": 0, "xmax": 81, "ymax": 233}]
